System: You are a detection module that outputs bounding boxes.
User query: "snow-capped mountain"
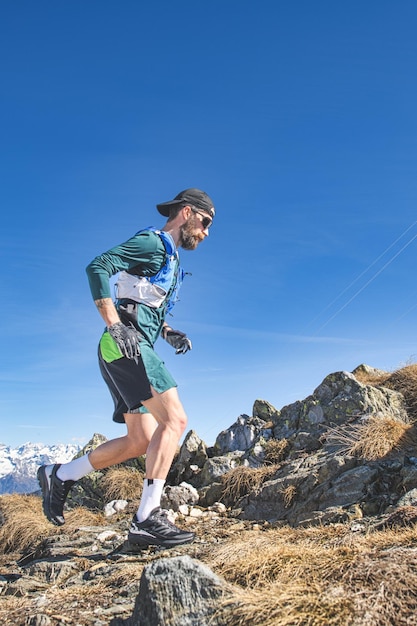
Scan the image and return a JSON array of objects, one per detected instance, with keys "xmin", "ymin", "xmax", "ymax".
[{"xmin": 0, "ymin": 442, "xmax": 80, "ymax": 495}]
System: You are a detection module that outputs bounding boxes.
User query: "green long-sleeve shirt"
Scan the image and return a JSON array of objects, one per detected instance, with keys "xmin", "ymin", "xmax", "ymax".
[{"xmin": 86, "ymin": 230, "xmax": 174, "ymax": 345}]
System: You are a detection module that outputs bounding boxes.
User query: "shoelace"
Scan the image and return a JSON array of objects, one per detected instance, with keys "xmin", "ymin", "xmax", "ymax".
[{"xmin": 51, "ymin": 477, "xmax": 73, "ymax": 506}]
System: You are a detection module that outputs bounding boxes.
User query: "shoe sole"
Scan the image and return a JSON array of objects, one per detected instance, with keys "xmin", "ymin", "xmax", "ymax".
[
  {"xmin": 37, "ymin": 466, "xmax": 64, "ymax": 527},
  {"xmin": 127, "ymin": 531, "xmax": 195, "ymax": 548}
]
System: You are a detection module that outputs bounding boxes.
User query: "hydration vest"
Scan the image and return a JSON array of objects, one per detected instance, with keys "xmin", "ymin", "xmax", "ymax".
[{"xmin": 114, "ymin": 227, "xmax": 184, "ymax": 315}]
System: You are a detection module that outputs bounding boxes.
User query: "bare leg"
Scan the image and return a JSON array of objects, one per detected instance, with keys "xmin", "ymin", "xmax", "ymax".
[
  {"xmin": 88, "ymin": 412, "xmax": 158, "ymax": 470},
  {"xmin": 141, "ymin": 386, "xmax": 188, "ymax": 479}
]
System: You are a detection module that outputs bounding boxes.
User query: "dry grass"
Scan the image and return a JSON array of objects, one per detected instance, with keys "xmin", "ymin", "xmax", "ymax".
[
  {"xmin": 0, "ymin": 495, "xmax": 57, "ymax": 554},
  {"xmin": 219, "ymin": 581, "xmax": 354, "ymax": 626},
  {"xmin": 281, "ymin": 483, "xmax": 297, "ymax": 507},
  {"xmin": 383, "ymin": 364, "xmax": 417, "ymax": 422},
  {"xmin": 101, "ymin": 465, "xmax": 144, "ymax": 501},
  {"xmin": 0, "ymin": 494, "xmax": 105, "ymax": 555},
  {"xmin": 353, "ymin": 369, "xmax": 391, "ymax": 386},
  {"xmin": 325, "ymin": 414, "xmax": 417, "ymax": 460},
  {"xmin": 264, "ymin": 438, "xmax": 289, "ymax": 464},
  {"xmin": 220, "ymin": 465, "xmax": 279, "ymax": 507},
  {"xmin": 3, "ymin": 494, "xmax": 417, "ymax": 625},
  {"xmin": 208, "ymin": 524, "xmax": 417, "ymax": 626}
]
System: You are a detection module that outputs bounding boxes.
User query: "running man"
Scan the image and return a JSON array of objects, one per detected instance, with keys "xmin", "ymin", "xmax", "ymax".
[{"xmin": 38, "ymin": 188, "xmax": 215, "ymax": 548}]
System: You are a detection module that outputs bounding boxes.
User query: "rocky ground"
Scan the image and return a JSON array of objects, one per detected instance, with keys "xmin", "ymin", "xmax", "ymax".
[
  {"xmin": 0, "ymin": 499, "xmax": 264, "ymax": 626},
  {"xmin": 2, "ymin": 496, "xmax": 417, "ymax": 626},
  {"xmin": 3, "ymin": 364, "xmax": 417, "ymax": 624}
]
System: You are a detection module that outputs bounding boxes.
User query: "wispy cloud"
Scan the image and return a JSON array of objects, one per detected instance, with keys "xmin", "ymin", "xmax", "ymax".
[{"xmin": 183, "ymin": 321, "xmax": 371, "ymax": 346}]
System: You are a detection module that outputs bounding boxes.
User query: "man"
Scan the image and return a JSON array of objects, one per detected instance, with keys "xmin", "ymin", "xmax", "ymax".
[{"xmin": 37, "ymin": 188, "xmax": 215, "ymax": 548}]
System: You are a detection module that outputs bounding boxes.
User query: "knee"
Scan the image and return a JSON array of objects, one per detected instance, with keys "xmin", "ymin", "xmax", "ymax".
[
  {"xmin": 125, "ymin": 437, "xmax": 150, "ymax": 459},
  {"xmin": 166, "ymin": 410, "xmax": 188, "ymax": 438}
]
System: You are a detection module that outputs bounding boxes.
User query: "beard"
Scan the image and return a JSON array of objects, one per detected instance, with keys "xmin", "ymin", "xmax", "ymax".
[{"xmin": 178, "ymin": 219, "xmax": 204, "ymax": 250}]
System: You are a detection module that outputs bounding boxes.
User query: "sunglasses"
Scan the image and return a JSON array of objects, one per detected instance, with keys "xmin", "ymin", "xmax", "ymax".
[{"xmin": 190, "ymin": 207, "xmax": 212, "ymax": 229}]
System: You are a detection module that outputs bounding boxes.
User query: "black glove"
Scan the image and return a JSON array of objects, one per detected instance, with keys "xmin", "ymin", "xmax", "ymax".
[
  {"xmin": 164, "ymin": 329, "xmax": 192, "ymax": 355},
  {"xmin": 108, "ymin": 322, "xmax": 141, "ymax": 361}
]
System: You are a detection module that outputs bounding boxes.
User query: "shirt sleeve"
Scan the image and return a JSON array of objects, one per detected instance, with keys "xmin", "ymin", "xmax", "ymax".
[{"xmin": 86, "ymin": 231, "xmax": 166, "ymax": 300}]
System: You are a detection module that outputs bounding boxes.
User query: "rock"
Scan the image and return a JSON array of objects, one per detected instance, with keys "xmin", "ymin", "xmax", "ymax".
[
  {"xmin": 296, "ymin": 504, "xmax": 363, "ymax": 527},
  {"xmin": 199, "ymin": 453, "xmax": 244, "ymax": 487},
  {"xmin": 74, "ymin": 433, "xmax": 108, "ymax": 458},
  {"xmin": 5, "ymin": 363, "xmax": 417, "ymax": 625},
  {"xmin": 23, "ymin": 559, "xmax": 79, "ymax": 584},
  {"xmin": 96, "ymin": 530, "xmax": 120, "ymax": 543},
  {"xmin": 198, "ymin": 481, "xmax": 224, "ymax": 507},
  {"xmin": 272, "ymin": 371, "xmax": 407, "ymax": 448},
  {"xmin": 161, "ymin": 482, "xmax": 199, "ymax": 511},
  {"xmin": 104, "ymin": 499, "xmax": 128, "ymax": 516},
  {"xmin": 168, "ymin": 430, "xmax": 208, "ymax": 485},
  {"xmin": 130, "ymin": 555, "xmax": 230, "ymax": 626},
  {"xmin": 396, "ymin": 488, "xmax": 417, "ymax": 508},
  {"xmin": 252, "ymin": 399, "xmax": 280, "ymax": 422},
  {"xmin": 209, "ymin": 502, "xmax": 227, "ymax": 515},
  {"xmin": 66, "ymin": 434, "xmax": 108, "ymax": 511},
  {"xmin": 352, "ymin": 364, "xmax": 388, "ymax": 378},
  {"xmin": 214, "ymin": 414, "xmax": 270, "ymax": 455}
]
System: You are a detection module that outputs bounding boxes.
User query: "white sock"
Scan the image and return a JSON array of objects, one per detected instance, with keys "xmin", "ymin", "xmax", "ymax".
[
  {"xmin": 54, "ymin": 454, "xmax": 94, "ymax": 482},
  {"xmin": 136, "ymin": 478, "xmax": 165, "ymax": 522}
]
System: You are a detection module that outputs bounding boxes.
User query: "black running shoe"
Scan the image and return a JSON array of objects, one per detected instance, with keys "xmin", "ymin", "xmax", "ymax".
[
  {"xmin": 128, "ymin": 507, "xmax": 195, "ymax": 547},
  {"xmin": 37, "ymin": 464, "xmax": 75, "ymax": 526}
]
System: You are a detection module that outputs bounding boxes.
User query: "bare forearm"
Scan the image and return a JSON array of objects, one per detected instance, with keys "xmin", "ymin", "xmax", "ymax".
[
  {"xmin": 161, "ymin": 322, "xmax": 172, "ymax": 339},
  {"xmin": 95, "ymin": 298, "xmax": 120, "ymax": 328}
]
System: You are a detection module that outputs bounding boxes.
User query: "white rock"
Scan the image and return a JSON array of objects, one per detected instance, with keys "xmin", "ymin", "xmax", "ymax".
[
  {"xmin": 178, "ymin": 504, "xmax": 190, "ymax": 516},
  {"xmin": 104, "ymin": 499, "xmax": 128, "ymax": 517},
  {"xmin": 96, "ymin": 530, "xmax": 119, "ymax": 543},
  {"xmin": 209, "ymin": 502, "xmax": 227, "ymax": 514}
]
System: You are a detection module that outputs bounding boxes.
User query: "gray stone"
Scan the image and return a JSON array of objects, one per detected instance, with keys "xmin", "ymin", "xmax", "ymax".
[
  {"xmin": 24, "ymin": 559, "xmax": 79, "ymax": 584},
  {"xmin": 396, "ymin": 488, "xmax": 417, "ymax": 508},
  {"xmin": 198, "ymin": 481, "xmax": 224, "ymax": 507},
  {"xmin": 199, "ymin": 453, "xmax": 243, "ymax": 486},
  {"xmin": 214, "ymin": 414, "xmax": 267, "ymax": 455},
  {"xmin": 161, "ymin": 482, "xmax": 199, "ymax": 511},
  {"xmin": 352, "ymin": 364, "xmax": 388, "ymax": 378},
  {"xmin": 252, "ymin": 399, "xmax": 280, "ymax": 422},
  {"xmin": 167, "ymin": 430, "xmax": 209, "ymax": 487},
  {"xmin": 130, "ymin": 556, "xmax": 230, "ymax": 626},
  {"xmin": 273, "ymin": 371, "xmax": 407, "ymax": 443}
]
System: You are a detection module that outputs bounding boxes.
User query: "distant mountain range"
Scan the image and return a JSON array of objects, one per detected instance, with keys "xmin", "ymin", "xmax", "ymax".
[{"xmin": 0, "ymin": 442, "xmax": 80, "ymax": 495}]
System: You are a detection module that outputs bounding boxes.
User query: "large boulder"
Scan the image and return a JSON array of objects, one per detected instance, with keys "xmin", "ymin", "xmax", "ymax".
[
  {"xmin": 130, "ymin": 556, "xmax": 230, "ymax": 626},
  {"xmin": 214, "ymin": 414, "xmax": 271, "ymax": 455},
  {"xmin": 273, "ymin": 371, "xmax": 407, "ymax": 449},
  {"xmin": 252, "ymin": 399, "xmax": 280, "ymax": 421}
]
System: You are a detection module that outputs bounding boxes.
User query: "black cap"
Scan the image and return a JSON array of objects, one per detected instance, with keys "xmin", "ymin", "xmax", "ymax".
[{"xmin": 156, "ymin": 188, "xmax": 215, "ymax": 218}]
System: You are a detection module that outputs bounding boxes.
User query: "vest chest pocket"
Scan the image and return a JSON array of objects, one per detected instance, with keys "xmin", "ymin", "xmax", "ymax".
[{"xmin": 115, "ymin": 272, "xmax": 167, "ymax": 308}]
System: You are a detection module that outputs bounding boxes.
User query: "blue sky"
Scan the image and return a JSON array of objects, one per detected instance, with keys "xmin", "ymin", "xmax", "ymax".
[{"xmin": 1, "ymin": 1, "xmax": 417, "ymax": 448}]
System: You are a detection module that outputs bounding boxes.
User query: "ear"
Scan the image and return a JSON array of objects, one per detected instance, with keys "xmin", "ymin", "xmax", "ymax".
[{"xmin": 182, "ymin": 204, "xmax": 193, "ymax": 220}]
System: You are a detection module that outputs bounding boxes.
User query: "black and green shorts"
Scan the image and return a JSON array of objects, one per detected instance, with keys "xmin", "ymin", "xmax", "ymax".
[{"xmin": 98, "ymin": 331, "xmax": 177, "ymax": 423}]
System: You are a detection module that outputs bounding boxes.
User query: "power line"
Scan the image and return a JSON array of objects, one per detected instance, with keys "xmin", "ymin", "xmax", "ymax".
[
  {"xmin": 304, "ymin": 221, "xmax": 417, "ymax": 332},
  {"xmin": 313, "ymin": 226, "xmax": 417, "ymax": 334}
]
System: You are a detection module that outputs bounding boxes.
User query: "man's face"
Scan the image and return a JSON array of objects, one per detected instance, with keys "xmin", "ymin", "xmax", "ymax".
[{"xmin": 179, "ymin": 208, "xmax": 212, "ymax": 250}]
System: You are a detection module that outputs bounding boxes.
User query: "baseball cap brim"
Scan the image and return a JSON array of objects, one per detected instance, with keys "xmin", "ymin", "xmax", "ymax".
[{"xmin": 156, "ymin": 188, "xmax": 215, "ymax": 218}]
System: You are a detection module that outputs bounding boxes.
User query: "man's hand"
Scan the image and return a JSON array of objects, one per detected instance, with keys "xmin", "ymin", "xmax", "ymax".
[
  {"xmin": 163, "ymin": 328, "xmax": 192, "ymax": 355},
  {"xmin": 108, "ymin": 322, "xmax": 142, "ymax": 361}
]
